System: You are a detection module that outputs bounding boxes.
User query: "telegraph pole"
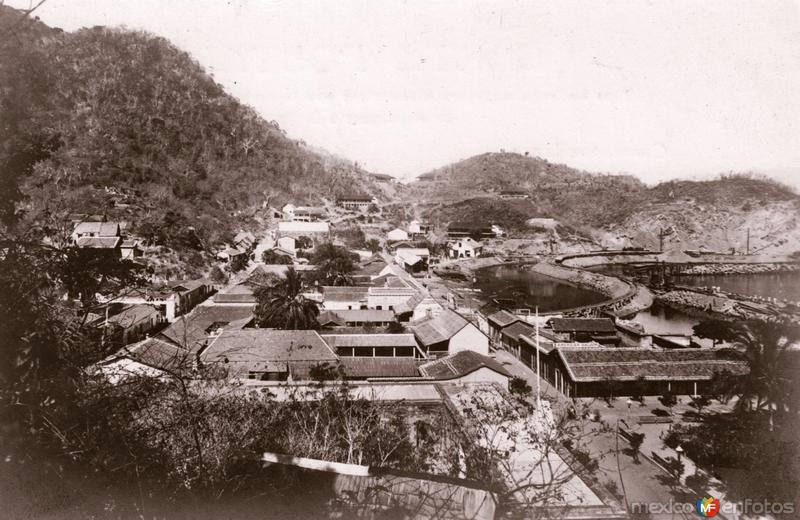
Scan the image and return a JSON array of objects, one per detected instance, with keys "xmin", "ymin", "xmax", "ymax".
[
  {"xmin": 746, "ymin": 228, "xmax": 750, "ymax": 256},
  {"xmin": 535, "ymin": 307, "xmax": 541, "ymax": 410}
]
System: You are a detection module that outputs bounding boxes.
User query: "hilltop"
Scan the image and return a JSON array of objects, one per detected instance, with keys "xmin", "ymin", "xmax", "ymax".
[
  {"xmin": 406, "ymin": 153, "xmax": 800, "ymax": 255},
  {"xmin": 0, "ymin": 7, "xmax": 384, "ymax": 257}
]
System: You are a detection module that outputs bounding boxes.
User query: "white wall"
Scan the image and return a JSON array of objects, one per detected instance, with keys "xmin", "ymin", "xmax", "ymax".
[
  {"xmin": 455, "ymin": 367, "xmax": 509, "ymax": 385},
  {"xmin": 411, "ymin": 299, "xmax": 444, "ymax": 321},
  {"xmin": 449, "ymin": 323, "xmax": 489, "ymax": 356}
]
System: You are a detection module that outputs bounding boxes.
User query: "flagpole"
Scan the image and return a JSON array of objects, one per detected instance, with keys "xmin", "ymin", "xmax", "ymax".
[{"xmin": 535, "ymin": 306, "xmax": 541, "ymax": 410}]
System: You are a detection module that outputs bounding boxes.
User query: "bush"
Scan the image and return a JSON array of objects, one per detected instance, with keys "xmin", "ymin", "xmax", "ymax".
[{"xmin": 508, "ymin": 376, "xmax": 532, "ymax": 396}]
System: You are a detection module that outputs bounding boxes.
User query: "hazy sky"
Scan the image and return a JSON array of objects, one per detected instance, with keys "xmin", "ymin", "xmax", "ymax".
[{"xmin": 8, "ymin": 0, "xmax": 800, "ymax": 185}]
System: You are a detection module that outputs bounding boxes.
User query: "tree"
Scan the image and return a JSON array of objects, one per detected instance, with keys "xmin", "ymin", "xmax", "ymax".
[
  {"xmin": 508, "ymin": 376, "xmax": 532, "ymax": 396},
  {"xmin": 261, "ymin": 249, "xmax": 292, "ymax": 265},
  {"xmin": 295, "ymin": 235, "xmax": 312, "ymax": 250},
  {"xmin": 227, "ymin": 252, "xmax": 249, "ymax": 273},
  {"xmin": 365, "ymin": 238, "xmax": 382, "ymax": 253},
  {"xmin": 628, "ymin": 432, "xmax": 645, "ymax": 463},
  {"xmin": 252, "ymin": 267, "xmax": 319, "ymax": 329},
  {"xmin": 310, "ymin": 243, "xmax": 357, "ymax": 286},
  {"xmin": 659, "ymin": 390, "xmax": 677, "ymax": 412},
  {"xmin": 717, "ymin": 320, "xmax": 800, "ymax": 430},
  {"xmin": 693, "ymin": 319, "xmax": 738, "ymax": 347}
]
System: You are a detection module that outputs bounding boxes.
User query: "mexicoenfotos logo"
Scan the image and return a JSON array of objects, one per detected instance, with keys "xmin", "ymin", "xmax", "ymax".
[{"xmin": 696, "ymin": 496, "xmax": 720, "ymax": 517}]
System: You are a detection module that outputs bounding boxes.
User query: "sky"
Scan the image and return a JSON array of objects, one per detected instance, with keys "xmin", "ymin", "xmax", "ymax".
[{"xmin": 7, "ymin": 0, "xmax": 800, "ymax": 186}]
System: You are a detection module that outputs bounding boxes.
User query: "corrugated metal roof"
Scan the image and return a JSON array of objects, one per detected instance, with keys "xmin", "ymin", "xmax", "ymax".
[
  {"xmin": 337, "ymin": 357, "xmax": 422, "ymax": 378},
  {"xmin": 76, "ymin": 236, "xmax": 121, "ymax": 248}
]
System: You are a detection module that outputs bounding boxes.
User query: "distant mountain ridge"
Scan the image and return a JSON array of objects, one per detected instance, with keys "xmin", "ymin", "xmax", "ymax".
[{"xmin": 407, "ymin": 152, "xmax": 800, "ymax": 255}]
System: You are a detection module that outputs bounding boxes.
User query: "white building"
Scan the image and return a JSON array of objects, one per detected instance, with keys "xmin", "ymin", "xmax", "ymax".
[
  {"xmin": 277, "ymin": 236, "xmax": 296, "ymax": 253},
  {"xmin": 412, "ymin": 309, "xmax": 490, "ymax": 357},
  {"xmin": 278, "ymin": 221, "xmax": 330, "ymax": 236},
  {"xmin": 449, "ymin": 238, "xmax": 483, "ymax": 258},
  {"xmin": 387, "ymin": 228, "xmax": 409, "ymax": 242}
]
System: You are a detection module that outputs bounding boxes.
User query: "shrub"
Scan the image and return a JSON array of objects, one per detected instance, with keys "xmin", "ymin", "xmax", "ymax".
[{"xmin": 508, "ymin": 376, "xmax": 532, "ymax": 396}]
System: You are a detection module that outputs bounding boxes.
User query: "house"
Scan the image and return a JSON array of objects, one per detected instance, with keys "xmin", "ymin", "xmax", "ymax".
[
  {"xmin": 395, "ymin": 247, "xmax": 430, "ymax": 273},
  {"xmin": 217, "ymin": 246, "xmax": 246, "ymax": 263},
  {"xmin": 71, "ymin": 221, "xmax": 120, "ymax": 242},
  {"xmin": 321, "ymin": 286, "xmax": 369, "ymax": 310},
  {"xmin": 336, "ymin": 195, "xmax": 375, "ymax": 211},
  {"xmin": 528, "ymin": 346, "xmax": 748, "ymax": 398},
  {"xmin": 323, "ymin": 333, "xmax": 423, "ymax": 358},
  {"xmin": 485, "ymin": 310, "xmax": 521, "ymax": 344},
  {"xmin": 499, "ymin": 190, "xmax": 528, "ymax": 200},
  {"xmin": 396, "ymin": 293, "xmax": 444, "ymax": 322},
  {"xmin": 499, "ymin": 320, "xmax": 536, "ymax": 357},
  {"xmin": 158, "ymin": 304, "xmax": 254, "ymax": 351},
  {"xmin": 120, "ymin": 239, "xmax": 142, "ymax": 259},
  {"xmin": 448, "ymin": 238, "xmax": 483, "ymax": 259},
  {"xmin": 269, "ymin": 246, "xmax": 295, "ymax": 260},
  {"xmin": 293, "ymin": 206, "xmax": 328, "ymax": 222},
  {"xmin": 200, "ymin": 329, "xmax": 339, "ymax": 381},
  {"xmin": 419, "ymin": 350, "xmax": 510, "ymax": 385},
  {"xmin": 233, "ymin": 231, "xmax": 256, "ymax": 250},
  {"xmin": 278, "ymin": 221, "xmax": 330, "ymax": 236},
  {"xmin": 167, "ymin": 280, "xmax": 214, "ymax": 317},
  {"xmin": 548, "ymin": 318, "xmax": 620, "ymax": 346},
  {"xmin": 318, "ymin": 309, "xmax": 396, "ymax": 327},
  {"xmin": 100, "ymin": 304, "xmax": 165, "ymax": 345},
  {"xmin": 411, "ymin": 310, "xmax": 489, "ymax": 357},
  {"xmin": 96, "ymin": 337, "xmax": 194, "ymax": 384},
  {"xmin": 75, "ymin": 236, "xmax": 122, "ymax": 254},
  {"xmin": 369, "ymin": 172, "xmax": 395, "ymax": 183},
  {"xmin": 446, "ymin": 223, "xmax": 495, "ymax": 240},
  {"xmin": 277, "ymin": 236, "xmax": 296, "ymax": 253},
  {"xmin": 387, "ymin": 228, "xmax": 409, "ymax": 242},
  {"xmin": 367, "ymin": 286, "xmax": 419, "ymax": 311},
  {"xmin": 407, "ymin": 220, "xmax": 429, "ymax": 236}
]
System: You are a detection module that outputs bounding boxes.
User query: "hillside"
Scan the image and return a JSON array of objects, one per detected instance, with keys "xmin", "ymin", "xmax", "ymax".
[
  {"xmin": 407, "ymin": 153, "xmax": 800, "ymax": 255},
  {"xmin": 0, "ymin": 7, "xmax": 382, "ymax": 255}
]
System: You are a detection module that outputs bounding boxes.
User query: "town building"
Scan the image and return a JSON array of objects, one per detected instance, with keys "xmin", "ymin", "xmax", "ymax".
[
  {"xmin": 448, "ymin": 237, "xmax": 483, "ymax": 259},
  {"xmin": 277, "ymin": 221, "xmax": 330, "ymax": 236},
  {"xmin": 419, "ymin": 350, "xmax": 511, "ymax": 385},
  {"xmin": 95, "ymin": 337, "xmax": 193, "ymax": 384},
  {"xmin": 394, "ymin": 247, "xmax": 430, "ymax": 274},
  {"xmin": 276, "ymin": 236, "xmax": 296, "ymax": 253},
  {"xmin": 447, "ymin": 223, "xmax": 495, "ymax": 240},
  {"xmin": 233, "ymin": 231, "xmax": 256, "ymax": 250},
  {"xmin": 336, "ymin": 195, "xmax": 375, "ymax": 211},
  {"xmin": 107, "ymin": 279, "xmax": 214, "ymax": 321},
  {"xmin": 323, "ymin": 333, "xmax": 424, "ymax": 358},
  {"xmin": 199, "ymin": 329, "xmax": 339, "ymax": 381},
  {"xmin": 411, "ymin": 310, "xmax": 489, "ymax": 357},
  {"xmin": 335, "ymin": 357, "xmax": 423, "ymax": 380},
  {"xmin": 499, "ymin": 320, "xmax": 537, "ymax": 357},
  {"xmin": 396, "ymin": 293, "xmax": 444, "ymax": 322},
  {"xmin": 387, "ymin": 228, "xmax": 410, "ymax": 242},
  {"xmin": 407, "ymin": 220, "xmax": 429, "ymax": 236},
  {"xmin": 526, "ymin": 346, "xmax": 748, "ymax": 398},
  {"xmin": 485, "ymin": 310, "xmax": 522, "ymax": 344},
  {"xmin": 98, "ymin": 304, "xmax": 165, "ymax": 345},
  {"xmin": 216, "ymin": 246, "xmax": 246, "ymax": 264},
  {"xmin": 71, "ymin": 221, "xmax": 120, "ymax": 242},
  {"xmin": 547, "ymin": 318, "xmax": 620, "ymax": 346},
  {"xmin": 158, "ymin": 304, "xmax": 254, "ymax": 351},
  {"xmin": 317, "ymin": 309, "xmax": 395, "ymax": 327},
  {"xmin": 120, "ymin": 239, "xmax": 142, "ymax": 259}
]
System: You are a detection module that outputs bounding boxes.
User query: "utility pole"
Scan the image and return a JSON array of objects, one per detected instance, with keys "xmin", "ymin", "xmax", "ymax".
[
  {"xmin": 658, "ymin": 228, "xmax": 666, "ymax": 252},
  {"xmin": 535, "ymin": 307, "xmax": 541, "ymax": 410}
]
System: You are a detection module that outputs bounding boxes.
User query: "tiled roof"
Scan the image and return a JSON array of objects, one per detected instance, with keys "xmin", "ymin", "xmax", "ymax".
[
  {"xmin": 159, "ymin": 305, "xmax": 253, "ymax": 350},
  {"xmin": 549, "ymin": 318, "xmax": 617, "ymax": 334},
  {"xmin": 487, "ymin": 310, "xmax": 520, "ymax": 328},
  {"xmin": 76, "ymin": 236, "xmax": 121, "ymax": 248},
  {"xmin": 337, "ymin": 357, "xmax": 422, "ymax": 378},
  {"xmin": 323, "ymin": 333, "xmax": 418, "ymax": 348},
  {"xmin": 203, "ymin": 329, "xmax": 336, "ymax": 363},
  {"xmin": 395, "ymin": 292, "xmax": 425, "ymax": 315},
  {"xmin": 106, "ymin": 304, "xmax": 160, "ymax": 328},
  {"xmin": 322, "ymin": 286, "xmax": 369, "ymax": 302},
  {"xmin": 369, "ymin": 275, "xmax": 410, "ymax": 288},
  {"xmin": 419, "ymin": 351, "xmax": 510, "ymax": 380},
  {"xmin": 500, "ymin": 320, "xmax": 536, "ymax": 342},
  {"xmin": 558, "ymin": 347, "xmax": 748, "ymax": 382},
  {"xmin": 318, "ymin": 310, "xmax": 346, "ymax": 327},
  {"xmin": 106, "ymin": 337, "xmax": 193, "ymax": 372},
  {"xmin": 412, "ymin": 310, "xmax": 470, "ymax": 346}
]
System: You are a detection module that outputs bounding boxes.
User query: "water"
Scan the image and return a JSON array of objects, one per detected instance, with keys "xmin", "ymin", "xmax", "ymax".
[
  {"xmin": 473, "ymin": 264, "xmax": 607, "ymax": 312},
  {"xmin": 673, "ymin": 272, "xmax": 800, "ymax": 301}
]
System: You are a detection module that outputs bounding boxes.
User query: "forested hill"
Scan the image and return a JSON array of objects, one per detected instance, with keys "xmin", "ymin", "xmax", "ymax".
[{"xmin": 0, "ymin": 6, "xmax": 379, "ymax": 250}]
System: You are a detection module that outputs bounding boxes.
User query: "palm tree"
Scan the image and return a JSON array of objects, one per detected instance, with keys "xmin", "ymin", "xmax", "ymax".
[
  {"xmin": 253, "ymin": 267, "xmax": 319, "ymax": 330},
  {"xmin": 719, "ymin": 320, "xmax": 799, "ymax": 430}
]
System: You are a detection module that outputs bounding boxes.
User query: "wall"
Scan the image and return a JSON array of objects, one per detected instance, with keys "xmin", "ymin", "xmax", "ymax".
[{"xmin": 449, "ymin": 324, "xmax": 489, "ymax": 356}]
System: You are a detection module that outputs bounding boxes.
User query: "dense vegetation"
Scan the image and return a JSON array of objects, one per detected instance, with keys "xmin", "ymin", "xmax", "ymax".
[{"xmin": 0, "ymin": 6, "xmax": 381, "ymax": 258}]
